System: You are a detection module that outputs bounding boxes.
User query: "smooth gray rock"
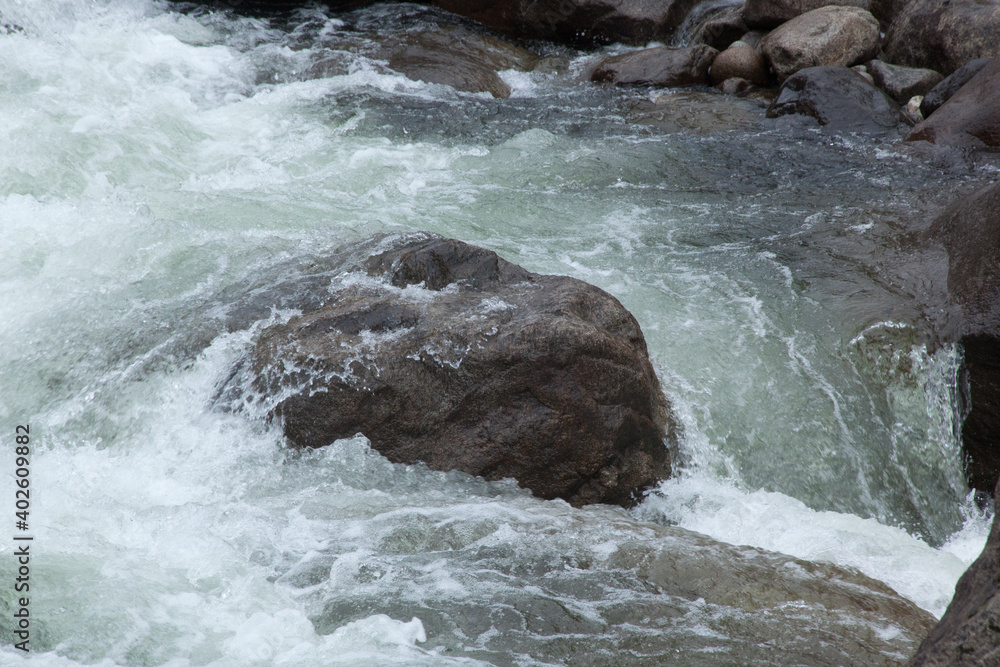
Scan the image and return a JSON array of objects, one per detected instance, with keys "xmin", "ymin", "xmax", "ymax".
[
  {"xmin": 711, "ymin": 42, "xmax": 770, "ymax": 86},
  {"xmin": 866, "ymin": 60, "xmax": 943, "ymax": 104},
  {"xmin": 761, "ymin": 6, "xmax": 881, "ymax": 82}
]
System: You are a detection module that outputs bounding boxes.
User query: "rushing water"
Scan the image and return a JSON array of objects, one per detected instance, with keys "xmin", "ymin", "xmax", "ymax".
[{"xmin": 1, "ymin": 1, "xmax": 999, "ymax": 664}]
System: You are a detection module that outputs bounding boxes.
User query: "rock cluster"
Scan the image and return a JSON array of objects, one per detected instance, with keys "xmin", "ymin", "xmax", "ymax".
[
  {"xmin": 218, "ymin": 234, "xmax": 675, "ymax": 508},
  {"xmin": 907, "ymin": 57, "xmax": 1000, "ymax": 148}
]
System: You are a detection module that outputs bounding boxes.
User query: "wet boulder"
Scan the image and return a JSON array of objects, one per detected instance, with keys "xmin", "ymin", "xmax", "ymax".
[
  {"xmin": 766, "ymin": 65, "xmax": 906, "ymax": 133},
  {"xmin": 909, "ymin": 482, "xmax": 1000, "ymax": 665},
  {"xmin": 218, "ymin": 233, "xmax": 674, "ymax": 508},
  {"xmin": 907, "ymin": 57, "xmax": 1000, "ymax": 148},
  {"xmin": 866, "ymin": 60, "xmax": 943, "ymax": 105},
  {"xmin": 591, "ymin": 45, "xmax": 718, "ymax": 87},
  {"xmin": 926, "ymin": 180, "xmax": 1000, "ymax": 495},
  {"xmin": 743, "ymin": 0, "xmax": 870, "ymax": 29},
  {"xmin": 761, "ymin": 6, "xmax": 880, "ymax": 83},
  {"xmin": 920, "ymin": 59, "xmax": 990, "ymax": 118},
  {"xmin": 427, "ymin": 0, "xmax": 702, "ymax": 46},
  {"xmin": 883, "ymin": 0, "xmax": 1000, "ymax": 76}
]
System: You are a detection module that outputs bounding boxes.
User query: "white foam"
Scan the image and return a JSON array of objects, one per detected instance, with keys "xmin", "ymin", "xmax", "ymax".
[{"xmin": 636, "ymin": 475, "xmax": 990, "ymax": 617}]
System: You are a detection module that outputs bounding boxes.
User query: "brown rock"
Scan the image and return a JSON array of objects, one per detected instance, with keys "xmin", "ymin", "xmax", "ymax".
[
  {"xmin": 711, "ymin": 41, "xmax": 770, "ymax": 86},
  {"xmin": 921, "ymin": 59, "xmax": 991, "ymax": 118},
  {"xmin": 884, "ymin": 0, "xmax": 1000, "ymax": 76},
  {"xmin": 428, "ymin": 0, "xmax": 703, "ymax": 46},
  {"xmin": 925, "ymin": 180, "xmax": 1000, "ymax": 496},
  {"xmin": 743, "ymin": 0, "xmax": 870, "ymax": 29},
  {"xmin": 716, "ymin": 76, "xmax": 753, "ymax": 95},
  {"xmin": 907, "ymin": 57, "xmax": 1000, "ymax": 148},
  {"xmin": 306, "ymin": 27, "xmax": 542, "ymax": 99},
  {"xmin": 761, "ymin": 6, "xmax": 881, "ymax": 82},
  {"xmin": 739, "ymin": 30, "xmax": 767, "ymax": 52},
  {"xmin": 218, "ymin": 233, "xmax": 675, "ymax": 508},
  {"xmin": 866, "ymin": 60, "xmax": 943, "ymax": 104},
  {"xmin": 909, "ymin": 481, "xmax": 1000, "ymax": 665},
  {"xmin": 691, "ymin": 5, "xmax": 748, "ymax": 51},
  {"xmin": 592, "ymin": 45, "xmax": 718, "ymax": 87}
]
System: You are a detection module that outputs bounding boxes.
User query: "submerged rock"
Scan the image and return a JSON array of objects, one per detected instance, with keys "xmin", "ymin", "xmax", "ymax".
[
  {"xmin": 591, "ymin": 45, "xmax": 718, "ymax": 87},
  {"xmin": 883, "ymin": 0, "xmax": 1000, "ymax": 76},
  {"xmin": 761, "ymin": 5, "xmax": 881, "ymax": 82},
  {"xmin": 766, "ymin": 66, "xmax": 906, "ymax": 133},
  {"xmin": 909, "ymin": 483, "xmax": 1000, "ymax": 665},
  {"xmin": 908, "ymin": 57, "xmax": 1000, "ymax": 148},
  {"xmin": 218, "ymin": 233, "xmax": 674, "ymax": 508}
]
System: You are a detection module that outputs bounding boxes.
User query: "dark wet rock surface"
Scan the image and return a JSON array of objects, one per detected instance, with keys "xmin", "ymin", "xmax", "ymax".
[
  {"xmin": 908, "ymin": 57, "xmax": 1000, "ymax": 148},
  {"xmin": 216, "ymin": 234, "xmax": 675, "ymax": 508},
  {"xmin": 920, "ymin": 58, "xmax": 990, "ymax": 118},
  {"xmin": 926, "ymin": 180, "xmax": 1000, "ymax": 496},
  {"xmin": 766, "ymin": 66, "xmax": 907, "ymax": 134},
  {"xmin": 909, "ymin": 482, "xmax": 1000, "ymax": 666}
]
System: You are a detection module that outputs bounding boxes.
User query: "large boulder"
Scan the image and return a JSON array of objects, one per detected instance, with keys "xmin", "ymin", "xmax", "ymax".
[
  {"xmin": 427, "ymin": 0, "xmax": 702, "ymax": 46},
  {"xmin": 866, "ymin": 60, "xmax": 943, "ymax": 105},
  {"xmin": 761, "ymin": 6, "xmax": 881, "ymax": 82},
  {"xmin": 218, "ymin": 233, "xmax": 674, "ymax": 508},
  {"xmin": 766, "ymin": 65, "xmax": 906, "ymax": 132},
  {"xmin": 920, "ymin": 59, "xmax": 990, "ymax": 118},
  {"xmin": 926, "ymin": 180, "xmax": 1000, "ymax": 495},
  {"xmin": 883, "ymin": 0, "xmax": 1000, "ymax": 76},
  {"xmin": 743, "ymin": 0, "xmax": 870, "ymax": 29},
  {"xmin": 907, "ymin": 57, "xmax": 1000, "ymax": 148},
  {"xmin": 909, "ymin": 482, "xmax": 1000, "ymax": 665},
  {"xmin": 591, "ymin": 45, "xmax": 718, "ymax": 87}
]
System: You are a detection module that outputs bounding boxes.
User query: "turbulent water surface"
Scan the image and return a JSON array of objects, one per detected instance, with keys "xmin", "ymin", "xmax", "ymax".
[{"xmin": 1, "ymin": 1, "xmax": 999, "ymax": 664}]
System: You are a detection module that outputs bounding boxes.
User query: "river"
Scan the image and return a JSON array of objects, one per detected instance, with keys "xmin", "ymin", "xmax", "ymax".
[{"xmin": 0, "ymin": 1, "xmax": 997, "ymax": 664}]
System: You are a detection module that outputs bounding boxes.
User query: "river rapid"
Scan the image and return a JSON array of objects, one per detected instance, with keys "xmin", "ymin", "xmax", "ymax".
[{"xmin": 1, "ymin": 1, "xmax": 999, "ymax": 664}]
